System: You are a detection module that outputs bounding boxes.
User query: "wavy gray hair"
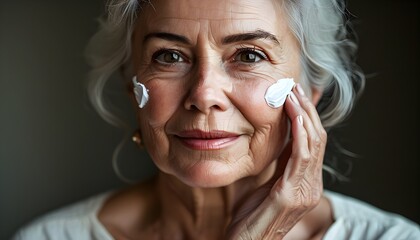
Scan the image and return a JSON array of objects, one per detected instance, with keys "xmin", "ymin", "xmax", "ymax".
[{"xmin": 85, "ymin": 0, "xmax": 364, "ymax": 180}]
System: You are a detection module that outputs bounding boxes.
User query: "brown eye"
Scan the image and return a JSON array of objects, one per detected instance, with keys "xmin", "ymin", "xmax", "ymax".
[
  {"xmin": 154, "ymin": 50, "xmax": 185, "ymax": 64},
  {"xmin": 234, "ymin": 49, "xmax": 267, "ymax": 63}
]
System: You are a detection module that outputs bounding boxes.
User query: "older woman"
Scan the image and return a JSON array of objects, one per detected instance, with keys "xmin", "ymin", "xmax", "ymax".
[{"xmin": 14, "ymin": 0, "xmax": 419, "ymax": 239}]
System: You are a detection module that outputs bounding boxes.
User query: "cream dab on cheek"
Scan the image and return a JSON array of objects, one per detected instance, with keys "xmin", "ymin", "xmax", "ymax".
[
  {"xmin": 133, "ymin": 76, "xmax": 149, "ymax": 108},
  {"xmin": 264, "ymin": 78, "xmax": 295, "ymax": 108}
]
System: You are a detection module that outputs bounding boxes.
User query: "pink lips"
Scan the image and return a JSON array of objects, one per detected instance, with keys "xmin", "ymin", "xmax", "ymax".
[{"xmin": 176, "ymin": 130, "xmax": 240, "ymax": 150}]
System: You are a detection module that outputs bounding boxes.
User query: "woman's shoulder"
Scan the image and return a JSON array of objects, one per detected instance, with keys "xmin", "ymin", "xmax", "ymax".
[
  {"xmin": 323, "ymin": 190, "xmax": 420, "ymax": 240},
  {"xmin": 12, "ymin": 191, "xmax": 114, "ymax": 240}
]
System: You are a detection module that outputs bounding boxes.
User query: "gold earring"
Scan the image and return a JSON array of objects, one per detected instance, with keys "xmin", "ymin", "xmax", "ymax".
[{"xmin": 132, "ymin": 130, "xmax": 143, "ymax": 147}]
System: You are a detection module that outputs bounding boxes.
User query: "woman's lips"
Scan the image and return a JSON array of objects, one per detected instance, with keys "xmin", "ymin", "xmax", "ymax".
[{"xmin": 175, "ymin": 130, "xmax": 240, "ymax": 150}]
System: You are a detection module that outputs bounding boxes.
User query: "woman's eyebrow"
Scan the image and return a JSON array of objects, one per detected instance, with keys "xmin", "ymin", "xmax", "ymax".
[
  {"xmin": 222, "ymin": 30, "xmax": 280, "ymax": 45},
  {"xmin": 143, "ymin": 32, "xmax": 191, "ymax": 44},
  {"xmin": 142, "ymin": 30, "xmax": 280, "ymax": 46}
]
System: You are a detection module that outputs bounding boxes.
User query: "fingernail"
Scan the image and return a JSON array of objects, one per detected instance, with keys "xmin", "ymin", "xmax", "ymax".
[
  {"xmin": 296, "ymin": 83, "xmax": 305, "ymax": 96},
  {"xmin": 298, "ymin": 115, "xmax": 303, "ymax": 125},
  {"xmin": 289, "ymin": 92, "xmax": 300, "ymax": 106}
]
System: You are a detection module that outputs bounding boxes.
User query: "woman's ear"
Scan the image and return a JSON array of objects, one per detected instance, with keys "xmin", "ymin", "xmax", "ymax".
[{"xmin": 311, "ymin": 87, "xmax": 324, "ymax": 105}]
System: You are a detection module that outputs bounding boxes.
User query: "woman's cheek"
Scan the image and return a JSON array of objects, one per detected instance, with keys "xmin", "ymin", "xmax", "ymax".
[
  {"xmin": 229, "ymin": 62, "xmax": 300, "ymax": 124},
  {"xmin": 136, "ymin": 78, "xmax": 183, "ymax": 160},
  {"xmin": 135, "ymin": 79, "xmax": 183, "ymax": 175},
  {"xmin": 141, "ymin": 79, "xmax": 184, "ymax": 127},
  {"xmin": 229, "ymin": 72, "xmax": 290, "ymax": 170},
  {"xmin": 229, "ymin": 71, "xmax": 280, "ymax": 122}
]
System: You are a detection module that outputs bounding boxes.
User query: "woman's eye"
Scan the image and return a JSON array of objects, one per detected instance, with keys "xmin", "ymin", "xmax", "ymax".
[
  {"xmin": 234, "ymin": 49, "xmax": 267, "ymax": 63},
  {"xmin": 153, "ymin": 50, "xmax": 185, "ymax": 64}
]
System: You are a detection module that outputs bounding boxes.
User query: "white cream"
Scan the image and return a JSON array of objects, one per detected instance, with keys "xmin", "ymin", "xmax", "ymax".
[
  {"xmin": 132, "ymin": 76, "xmax": 149, "ymax": 108},
  {"xmin": 264, "ymin": 78, "xmax": 295, "ymax": 108}
]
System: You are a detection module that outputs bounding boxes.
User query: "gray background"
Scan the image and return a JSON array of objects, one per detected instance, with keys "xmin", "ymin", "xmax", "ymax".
[{"xmin": 1, "ymin": 0, "xmax": 418, "ymax": 239}]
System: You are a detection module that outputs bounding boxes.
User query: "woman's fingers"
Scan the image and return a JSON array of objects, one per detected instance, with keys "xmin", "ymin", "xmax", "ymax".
[
  {"xmin": 280, "ymin": 112, "xmax": 310, "ymax": 182},
  {"xmin": 227, "ymin": 85, "xmax": 327, "ymax": 239},
  {"xmin": 292, "ymin": 84, "xmax": 327, "ymax": 180},
  {"xmin": 287, "ymin": 85, "xmax": 327, "ymax": 168},
  {"xmin": 283, "ymin": 94, "xmax": 318, "ymax": 178},
  {"xmin": 274, "ymin": 86, "xmax": 326, "ymax": 205},
  {"xmin": 294, "ymin": 84, "xmax": 325, "ymax": 134},
  {"xmin": 286, "ymin": 92, "xmax": 321, "ymax": 153}
]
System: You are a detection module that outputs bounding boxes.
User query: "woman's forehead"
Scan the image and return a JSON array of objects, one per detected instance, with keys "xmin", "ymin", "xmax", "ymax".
[
  {"xmin": 142, "ymin": 0, "xmax": 278, "ymax": 19},
  {"xmin": 137, "ymin": 0, "xmax": 286, "ymax": 42}
]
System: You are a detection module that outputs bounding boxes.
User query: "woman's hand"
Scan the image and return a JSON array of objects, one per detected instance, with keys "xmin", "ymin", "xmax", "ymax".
[{"xmin": 226, "ymin": 84, "xmax": 327, "ymax": 239}]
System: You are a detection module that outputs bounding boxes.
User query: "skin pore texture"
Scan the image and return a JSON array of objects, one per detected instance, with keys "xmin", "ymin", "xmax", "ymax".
[{"xmin": 98, "ymin": 0, "xmax": 332, "ymax": 239}]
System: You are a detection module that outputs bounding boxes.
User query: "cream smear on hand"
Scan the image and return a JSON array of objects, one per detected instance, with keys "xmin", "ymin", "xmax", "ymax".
[
  {"xmin": 132, "ymin": 76, "xmax": 149, "ymax": 108},
  {"xmin": 264, "ymin": 78, "xmax": 295, "ymax": 108}
]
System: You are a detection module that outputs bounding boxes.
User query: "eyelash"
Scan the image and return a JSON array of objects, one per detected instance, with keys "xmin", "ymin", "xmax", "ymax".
[
  {"xmin": 232, "ymin": 46, "xmax": 269, "ymax": 64},
  {"xmin": 150, "ymin": 46, "xmax": 269, "ymax": 68},
  {"xmin": 151, "ymin": 48, "xmax": 189, "ymax": 66}
]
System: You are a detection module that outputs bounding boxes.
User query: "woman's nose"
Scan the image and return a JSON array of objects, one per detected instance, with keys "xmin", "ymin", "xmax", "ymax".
[{"xmin": 184, "ymin": 63, "xmax": 231, "ymax": 115}]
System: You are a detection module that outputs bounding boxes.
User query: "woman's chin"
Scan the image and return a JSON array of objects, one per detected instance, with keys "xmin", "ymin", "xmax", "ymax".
[{"xmin": 176, "ymin": 161, "xmax": 248, "ymax": 188}]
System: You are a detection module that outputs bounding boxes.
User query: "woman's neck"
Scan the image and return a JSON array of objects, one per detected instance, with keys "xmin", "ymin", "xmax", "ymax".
[
  {"xmin": 99, "ymin": 159, "xmax": 332, "ymax": 239},
  {"xmin": 156, "ymin": 161, "xmax": 277, "ymax": 239}
]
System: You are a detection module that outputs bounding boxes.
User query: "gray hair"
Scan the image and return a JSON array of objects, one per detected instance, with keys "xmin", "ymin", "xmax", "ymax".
[
  {"xmin": 85, "ymin": 0, "xmax": 364, "ymax": 181},
  {"xmin": 282, "ymin": 0, "xmax": 364, "ymax": 128}
]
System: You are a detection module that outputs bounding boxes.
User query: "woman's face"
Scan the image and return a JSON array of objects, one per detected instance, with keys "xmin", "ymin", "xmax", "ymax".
[{"xmin": 132, "ymin": 0, "xmax": 301, "ymax": 187}]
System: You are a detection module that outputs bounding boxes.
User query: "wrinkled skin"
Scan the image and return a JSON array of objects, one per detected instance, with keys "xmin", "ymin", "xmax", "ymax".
[
  {"xmin": 99, "ymin": 0, "xmax": 330, "ymax": 239},
  {"xmin": 133, "ymin": 0, "xmax": 300, "ymax": 187}
]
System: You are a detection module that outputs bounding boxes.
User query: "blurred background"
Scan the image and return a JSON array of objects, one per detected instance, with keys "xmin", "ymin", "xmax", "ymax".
[{"xmin": 0, "ymin": 0, "xmax": 418, "ymax": 238}]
